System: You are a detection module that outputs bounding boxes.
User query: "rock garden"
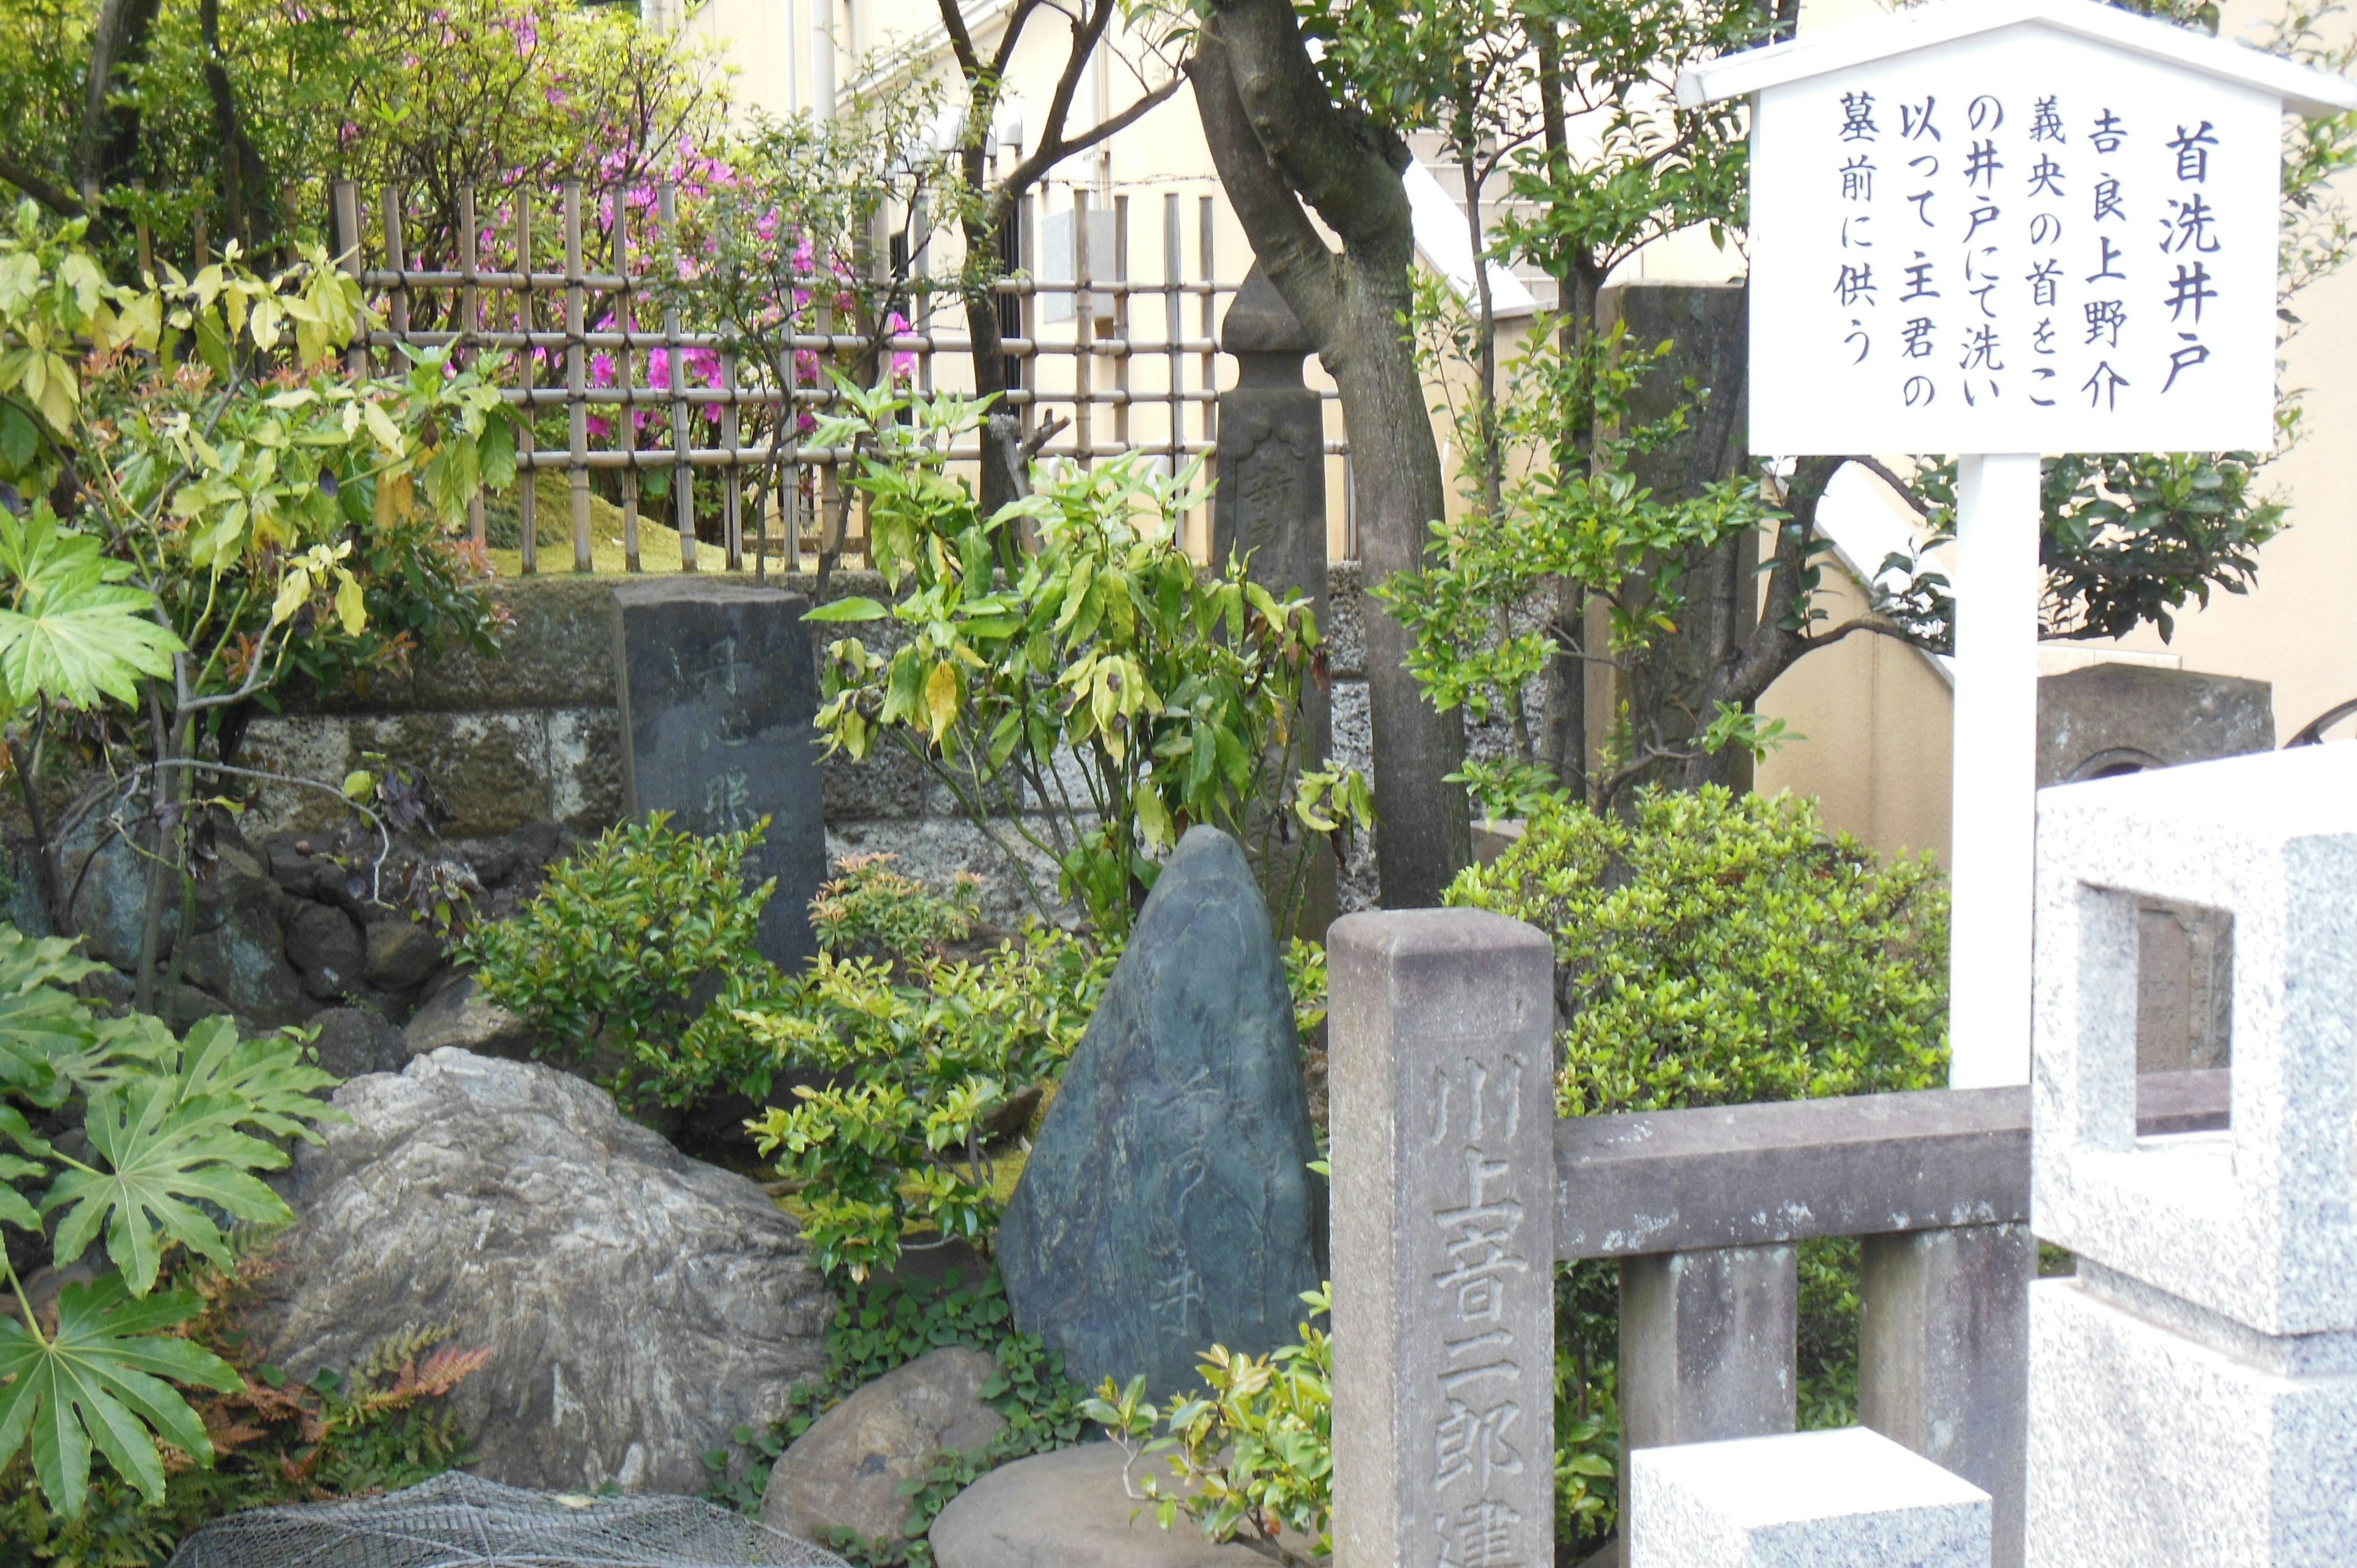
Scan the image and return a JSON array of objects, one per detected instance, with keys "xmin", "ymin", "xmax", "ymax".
[{"xmin": 28, "ymin": 0, "xmax": 2341, "ymax": 1559}]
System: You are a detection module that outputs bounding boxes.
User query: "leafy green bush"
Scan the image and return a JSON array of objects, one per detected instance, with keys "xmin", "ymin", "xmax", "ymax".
[
  {"xmin": 1447, "ymin": 785, "xmax": 1950, "ymax": 1546},
  {"xmin": 705, "ymin": 1269, "xmax": 1090, "ymax": 1568},
  {"xmin": 0, "ymin": 923, "xmax": 349, "ymax": 1518},
  {"xmin": 1085, "ymin": 1286, "xmax": 1334, "ymax": 1568},
  {"xmin": 460, "ymin": 813, "xmax": 782, "ymax": 1114},
  {"xmin": 1446, "ymin": 785, "xmax": 1950, "ymax": 1115},
  {"xmin": 811, "ymin": 855, "xmax": 983, "ymax": 965},
  {"xmin": 806, "ymin": 387, "xmax": 1369, "ymax": 938},
  {"xmin": 743, "ymin": 925, "xmax": 1115, "ymax": 1283}
]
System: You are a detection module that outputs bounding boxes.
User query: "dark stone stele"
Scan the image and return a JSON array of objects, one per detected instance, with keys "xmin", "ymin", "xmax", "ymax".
[
  {"xmin": 996, "ymin": 825, "xmax": 1326, "ymax": 1399},
  {"xmin": 610, "ymin": 579, "xmax": 827, "ymax": 973}
]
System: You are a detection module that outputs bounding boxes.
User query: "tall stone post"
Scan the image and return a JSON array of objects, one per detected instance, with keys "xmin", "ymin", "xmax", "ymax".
[
  {"xmin": 1215, "ymin": 266, "xmax": 1335, "ymax": 940},
  {"xmin": 1329, "ymin": 910, "xmax": 1555, "ymax": 1568},
  {"xmin": 2027, "ymin": 745, "xmax": 2357, "ymax": 1566},
  {"xmin": 611, "ymin": 580, "xmax": 829, "ymax": 973}
]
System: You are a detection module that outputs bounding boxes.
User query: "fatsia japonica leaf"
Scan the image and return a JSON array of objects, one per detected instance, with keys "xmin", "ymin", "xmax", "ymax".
[
  {"xmin": 0, "ymin": 924, "xmax": 106, "ymax": 1105},
  {"xmin": 157, "ymin": 1014, "xmax": 344, "ymax": 1143},
  {"xmin": 0, "ymin": 503, "xmax": 183, "ymax": 711},
  {"xmin": 41, "ymin": 1073, "xmax": 298, "ymax": 1294},
  {"xmin": 0, "ymin": 1275, "xmax": 238, "ymax": 1513}
]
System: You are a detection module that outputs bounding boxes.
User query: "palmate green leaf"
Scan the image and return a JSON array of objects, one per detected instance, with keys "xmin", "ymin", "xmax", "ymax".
[
  {"xmin": 0, "ymin": 504, "xmax": 184, "ymax": 710},
  {"xmin": 159, "ymin": 1015, "xmax": 344, "ymax": 1142},
  {"xmin": 0, "ymin": 1275, "xmax": 238, "ymax": 1513},
  {"xmin": 0, "ymin": 924, "xmax": 105, "ymax": 1105},
  {"xmin": 41, "ymin": 1075, "xmax": 296, "ymax": 1294}
]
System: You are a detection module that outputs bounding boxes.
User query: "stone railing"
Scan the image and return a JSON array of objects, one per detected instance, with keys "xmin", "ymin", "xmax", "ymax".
[
  {"xmin": 1326, "ymin": 909, "xmax": 2226, "ymax": 1568},
  {"xmin": 1329, "ymin": 742, "xmax": 2356, "ymax": 1568}
]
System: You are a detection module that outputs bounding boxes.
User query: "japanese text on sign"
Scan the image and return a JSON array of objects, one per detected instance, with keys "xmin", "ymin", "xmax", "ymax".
[{"xmin": 1749, "ymin": 25, "xmax": 2280, "ymax": 454}]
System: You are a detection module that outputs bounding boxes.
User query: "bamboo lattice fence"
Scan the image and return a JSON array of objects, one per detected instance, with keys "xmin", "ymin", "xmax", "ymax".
[{"xmin": 328, "ymin": 177, "xmax": 1350, "ymax": 576}]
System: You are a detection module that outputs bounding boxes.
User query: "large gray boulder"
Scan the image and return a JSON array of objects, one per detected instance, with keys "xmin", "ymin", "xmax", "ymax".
[
  {"xmin": 250, "ymin": 1048, "xmax": 834, "ymax": 1493},
  {"xmin": 996, "ymin": 827, "xmax": 1325, "ymax": 1400},
  {"xmin": 931, "ymin": 1442, "xmax": 1295, "ymax": 1568},
  {"xmin": 764, "ymin": 1346, "xmax": 1006, "ymax": 1547}
]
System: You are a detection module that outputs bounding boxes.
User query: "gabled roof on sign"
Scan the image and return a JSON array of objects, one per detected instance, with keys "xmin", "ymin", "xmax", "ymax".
[{"xmin": 1674, "ymin": 0, "xmax": 2357, "ymax": 118}]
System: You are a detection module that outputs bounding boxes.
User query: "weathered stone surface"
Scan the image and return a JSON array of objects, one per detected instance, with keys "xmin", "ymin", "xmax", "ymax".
[
  {"xmin": 250, "ymin": 1049, "xmax": 834, "ymax": 1493},
  {"xmin": 1328, "ymin": 908, "xmax": 1557, "ymax": 1568},
  {"xmin": 237, "ymin": 707, "xmax": 622, "ymax": 839},
  {"xmin": 1622, "ymin": 1245, "xmax": 1799, "ymax": 1459},
  {"xmin": 998, "ymin": 827, "xmax": 1323, "ymax": 1399},
  {"xmin": 363, "ymin": 917, "xmax": 444, "ymax": 991},
  {"xmin": 284, "ymin": 902, "xmax": 364, "ymax": 1000},
  {"xmin": 2035, "ymin": 662, "xmax": 2273, "ymax": 786},
  {"xmin": 612, "ymin": 579, "xmax": 827, "ymax": 973},
  {"xmin": 403, "ymin": 973, "xmax": 536, "ymax": 1059},
  {"xmin": 2026, "ymin": 1271, "xmax": 2357, "ymax": 1568},
  {"xmin": 930, "ymin": 1442, "xmax": 1291, "ymax": 1568},
  {"xmin": 1213, "ymin": 266, "xmax": 1334, "ymax": 939},
  {"xmin": 1859, "ymin": 1225, "xmax": 2032, "ymax": 1568},
  {"xmin": 1628, "ymin": 1426, "xmax": 1991, "ymax": 1567},
  {"xmin": 308, "ymin": 1005, "xmax": 410, "ymax": 1081},
  {"xmin": 763, "ymin": 1348, "xmax": 1006, "ymax": 1547},
  {"xmin": 2034, "ymin": 745, "xmax": 2357, "ymax": 1337}
]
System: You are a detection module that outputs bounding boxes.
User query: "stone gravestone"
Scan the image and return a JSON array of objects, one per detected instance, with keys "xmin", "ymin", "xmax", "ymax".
[
  {"xmin": 2038, "ymin": 662, "xmax": 2274, "ymax": 1074},
  {"xmin": 1213, "ymin": 265, "xmax": 1335, "ymax": 940},
  {"xmin": 611, "ymin": 579, "xmax": 827, "ymax": 971},
  {"xmin": 2027, "ymin": 744, "xmax": 2357, "ymax": 1566},
  {"xmin": 1328, "ymin": 907, "xmax": 1556, "ymax": 1568},
  {"xmin": 996, "ymin": 825, "xmax": 1325, "ymax": 1399}
]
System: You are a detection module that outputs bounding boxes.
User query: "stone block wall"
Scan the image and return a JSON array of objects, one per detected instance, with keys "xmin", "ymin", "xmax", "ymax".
[{"xmin": 233, "ymin": 565, "xmax": 1380, "ymax": 931}]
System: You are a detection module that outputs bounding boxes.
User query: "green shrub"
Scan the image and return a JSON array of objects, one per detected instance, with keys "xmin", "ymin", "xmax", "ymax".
[
  {"xmin": 743, "ymin": 925, "xmax": 1116, "ymax": 1283},
  {"xmin": 805, "ymin": 387, "xmax": 1369, "ymax": 938},
  {"xmin": 1084, "ymin": 1286, "xmax": 1334, "ymax": 1568},
  {"xmin": 705, "ymin": 1269, "xmax": 1091, "ymax": 1568},
  {"xmin": 460, "ymin": 813, "xmax": 781, "ymax": 1113},
  {"xmin": 811, "ymin": 855, "xmax": 983, "ymax": 965},
  {"xmin": 1446, "ymin": 784, "xmax": 1950, "ymax": 1115},
  {"xmin": 1449, "ymin": 785, "xmax": 1951, "ymax": 1546}
]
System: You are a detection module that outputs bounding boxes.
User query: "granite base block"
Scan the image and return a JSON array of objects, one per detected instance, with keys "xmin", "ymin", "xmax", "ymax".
[
  {"xmin": 2025, "ymin": 1277, "xmax": 2357, "ymax": 1567},
  {"xmin": 1627, "ymin": 1426, "xmax": 1989, "ymax": 1568}
]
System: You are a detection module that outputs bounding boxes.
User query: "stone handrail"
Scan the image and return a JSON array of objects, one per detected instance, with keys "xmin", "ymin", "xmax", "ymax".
[{"xmin": 1328, "ymin": 908, "xmax": 2229, "ymax": 1568}]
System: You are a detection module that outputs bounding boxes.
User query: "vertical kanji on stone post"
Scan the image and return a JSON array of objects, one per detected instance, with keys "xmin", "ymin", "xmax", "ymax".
[
  {"xmin": 611, "ymin": 580, "xmax": 829, "ymax": 972},
  {"xmin": 2028, "ymin": 744, "xmax": 2357, "ymax": 1565},
  {"xmin": 1329, "ymin": 910, "xmax": 1555, "ymax": 1568}
]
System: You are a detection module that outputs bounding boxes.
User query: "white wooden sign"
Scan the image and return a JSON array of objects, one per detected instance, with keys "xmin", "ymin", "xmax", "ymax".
[
  {"xmin": 1680, "ymin": 0, "xmax": 2356, "ymax": 1091},
  {"xmin": 1751, "ymin": 33, "xmax": 2279, "ymax": 454}
]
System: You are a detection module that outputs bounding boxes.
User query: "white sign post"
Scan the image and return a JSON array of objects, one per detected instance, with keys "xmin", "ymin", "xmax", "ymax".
[{"xmin": 1679, "ymin": 0, "xmax": 2356, "ymax": 1088}]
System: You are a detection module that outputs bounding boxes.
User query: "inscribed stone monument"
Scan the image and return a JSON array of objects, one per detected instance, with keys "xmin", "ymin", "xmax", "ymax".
[
  {"xmin": 996, "ymin": 827, "xmax": 1325, "ymax": 1399},
  {"xmin": 2026, "ymin": 744, "xmax": 2357, "ymax": 1564},
  {"xmin": 1328, "ymin": 908, "xmax": 1556, "ymax": 1568},
  {"xmin": 611, "ymin": 579, "xmax": 827, "ymax": 972}
]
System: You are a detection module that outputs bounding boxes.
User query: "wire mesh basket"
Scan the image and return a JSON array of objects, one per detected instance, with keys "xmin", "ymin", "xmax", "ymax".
[{"xmin": 164, "ymin": 1470, "xmax": 851, "ymax": 1568}]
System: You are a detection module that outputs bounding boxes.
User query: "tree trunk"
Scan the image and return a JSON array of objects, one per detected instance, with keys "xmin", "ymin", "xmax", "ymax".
[
  {"xmin": 77, "ymin": 0, "xmax": 163, "ymax": 215},
  {"xmin": 1192, "ymin": 0, "xmax": 1469, "ymax": 909}
]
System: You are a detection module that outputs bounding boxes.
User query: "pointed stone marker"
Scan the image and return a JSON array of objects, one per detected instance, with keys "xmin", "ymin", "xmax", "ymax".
[{"xmin": 997, "ymin": 826, "xmax": 1325, "ymax": 1398}]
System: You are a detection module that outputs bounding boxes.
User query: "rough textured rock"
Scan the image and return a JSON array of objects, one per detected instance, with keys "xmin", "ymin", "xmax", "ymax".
[
  {"xmin": 250, "ymin": 1049, "xmax": 834, "ymax": 1493},
  {"xmin": 997, "ymin": 827, "xmax": 1324, "ymax": 1399},
  {"xmin": 931, "ymin": 1442, "xmax": 1292, "ymax": 1568},
  {"xmin": 363, "ymin": 917, "xmax": 444, "ymax": 991},
  {"xmin": 764, "ymin": 1348, "xmax": 1007, "ymax": 1546},
  {"xmin": 284, "ymin": 902, "xmax": 365, "ymax": 1000},
  {"xmin": 403, "ymin": 973, "xmax": 536, "ymax": 1059},
  {"xmin": 308, "ymin": 1006, "xmax": 410, "ymax": 1080}
]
